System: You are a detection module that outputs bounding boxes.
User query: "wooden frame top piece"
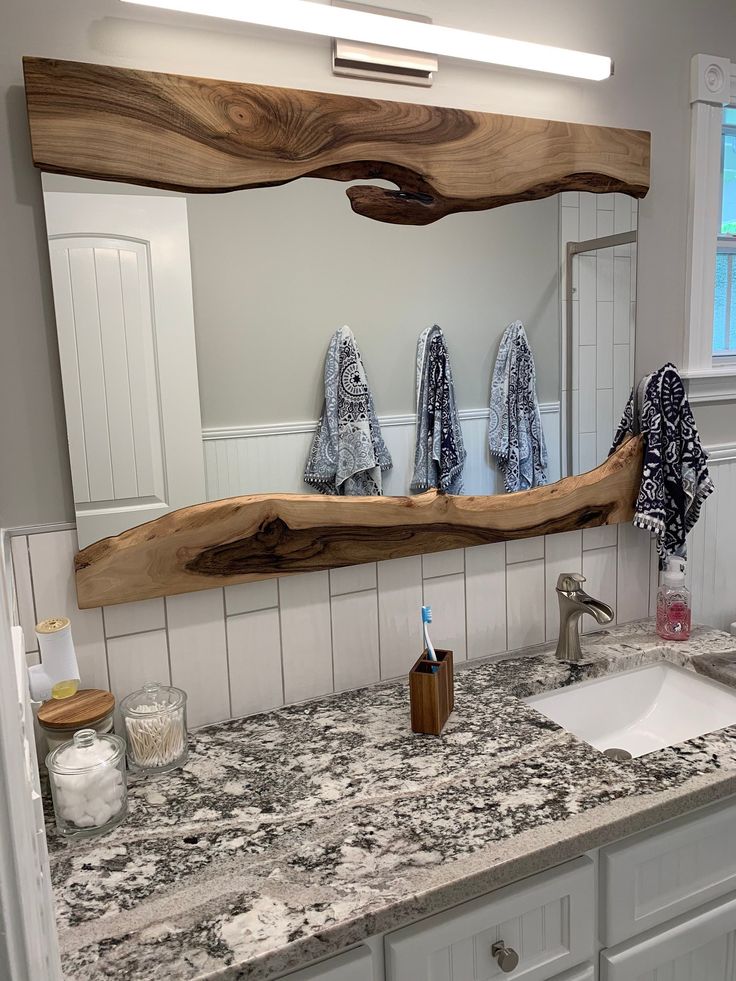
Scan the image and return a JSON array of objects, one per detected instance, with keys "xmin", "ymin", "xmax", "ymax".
[{"xmin": 23, "ymin": 56, "xmax": 650, "ymax": 225}]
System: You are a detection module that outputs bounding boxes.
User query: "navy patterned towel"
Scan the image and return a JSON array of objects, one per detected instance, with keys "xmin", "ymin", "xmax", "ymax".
[
  {"xmin": 610, "ymin": 363, "xmax": 714, "ymax": 561},
  {"xmin": 304, "ymin": 326, "xmax": 392, "ymax": 495},
  {"xmin": 411, "ymin": 325, "xmax": 466, "ymax": 494},
  {"xmin": 488, "ymin": 321, "xmax": 548, "ymax": 493}
]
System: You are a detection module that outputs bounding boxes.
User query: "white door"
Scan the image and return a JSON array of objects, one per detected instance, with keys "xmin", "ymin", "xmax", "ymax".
[
  {"xmin": 601, "ymin": 891, "xmax": 736, "ymax": 981},
  {"xmin": 43, "ymin": 180, "xmax": 205, "ymax": 548}
]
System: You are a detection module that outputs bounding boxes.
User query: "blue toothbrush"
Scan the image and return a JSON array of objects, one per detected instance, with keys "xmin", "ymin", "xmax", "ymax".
[{"xmin": 421, "ymin": 606, "xmax": 438, "ymax": 666}]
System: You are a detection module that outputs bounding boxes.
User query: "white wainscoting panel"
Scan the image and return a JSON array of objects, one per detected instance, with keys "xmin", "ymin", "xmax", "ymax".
[
  {"xmin": 203, "ymin": 404, "xmax": 561, "ymax": 501},
  {"xmin": 5, "ymin": 445, "xmax": 732, "ymax": 731}
]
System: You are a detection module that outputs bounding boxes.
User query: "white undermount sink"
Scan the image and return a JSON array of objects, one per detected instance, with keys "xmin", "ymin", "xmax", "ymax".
[{"xmin": 524, "ymin": 661, "xmax": 736, "ymax": 759}]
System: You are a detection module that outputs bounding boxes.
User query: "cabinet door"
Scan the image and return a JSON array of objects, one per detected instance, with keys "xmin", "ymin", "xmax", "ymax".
[
  {"xmin": 601, "ymin": 891, "xmax": 736, "ymax": 981},
  {"xmin": 385, "ymin": 857, "xmax": 594, "ymax": 981},
  {"xmin": 280, "ymin": 945, "xmax": 375, "ymax": 980},
  {"xmin": 43, "ymin": 182, "xmax": 205, "ymax": 548}
]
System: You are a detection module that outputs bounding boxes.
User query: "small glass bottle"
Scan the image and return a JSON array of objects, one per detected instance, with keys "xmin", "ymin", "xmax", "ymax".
[
  {"xmin": 46, "ymin": 728, "xmax": 127, "ymax": 840},
  {"xmin": 656, "ymin": 557, "xmax": 692, "ymax": 641},
  {"xmin": 120, "ymin": 682, "xmax": 188, "ymax": 774}
]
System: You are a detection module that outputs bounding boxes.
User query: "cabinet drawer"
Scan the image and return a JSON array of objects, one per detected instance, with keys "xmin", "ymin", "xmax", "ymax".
[
  {"xmin": 385, "ymin": 857, "xmax": 594, "ymax": 981},
  {"xmin": 601, "ymin": 890, "xmax": 736, "ymax": 981},
  {"xmin": 599, "ymin": 795, "xmax": 736, "ymax": 945},
  {"xmin": 280, "ymin": 945, "xmax": 374, "ymax": 980}
]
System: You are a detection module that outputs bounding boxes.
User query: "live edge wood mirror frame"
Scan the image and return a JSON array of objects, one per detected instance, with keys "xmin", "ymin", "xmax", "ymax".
[{"xmin": 22, "ymin": 56, "xmax": 650, "ymax": 610}]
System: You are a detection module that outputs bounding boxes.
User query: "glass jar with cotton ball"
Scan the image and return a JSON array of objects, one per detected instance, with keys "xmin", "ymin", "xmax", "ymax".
[
  {"xmin": 46, "ymin": 728, "xmax": 127, "ymax": 840},
  {"xmin": 120, "ymin": 682, "xmax": 188, "ymax": 774}
]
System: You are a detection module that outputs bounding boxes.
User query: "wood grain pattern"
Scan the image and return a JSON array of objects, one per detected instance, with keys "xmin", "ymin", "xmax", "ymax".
[
  {"xmin": 74, "ymin": 437, "xmax": 644, "ymax": 609},
  {"xmin": 37, "ymin": 689, "xmax": 115, "ymax": 729},
  {"xmin": 409, "ymin": 650, "xmax": 454, "ymax": 736},
  {"xmin": 23, "ymin": 57, "xmax": 650, "ymax": 225}
]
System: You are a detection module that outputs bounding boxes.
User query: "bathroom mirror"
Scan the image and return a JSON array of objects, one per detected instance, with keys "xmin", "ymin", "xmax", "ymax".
[{"xmin": 41, "ymin": 175, "xmax": 638, "ymax": 548}]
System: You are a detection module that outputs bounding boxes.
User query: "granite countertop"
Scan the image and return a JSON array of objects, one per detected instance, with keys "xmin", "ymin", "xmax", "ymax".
[{"xmin": 47, "ymin": 620, "xmax": 736, "ymax": 981}]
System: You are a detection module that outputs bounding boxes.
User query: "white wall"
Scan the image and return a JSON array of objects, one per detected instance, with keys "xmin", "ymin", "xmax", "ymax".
[{"xmin": 4, "ymin": 0, "xmax": 736, "ymax": 525}]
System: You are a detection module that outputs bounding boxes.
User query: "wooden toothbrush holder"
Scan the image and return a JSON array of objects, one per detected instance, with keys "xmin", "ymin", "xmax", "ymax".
[{"xmin": 409, "ymin": 649, "xmax": 454, "ymax": 736}]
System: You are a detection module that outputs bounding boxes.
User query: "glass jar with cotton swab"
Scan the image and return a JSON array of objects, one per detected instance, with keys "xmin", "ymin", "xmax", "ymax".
[{"xmin": 120, "ymin": 682, "xmax": 188, "ymax": 774}]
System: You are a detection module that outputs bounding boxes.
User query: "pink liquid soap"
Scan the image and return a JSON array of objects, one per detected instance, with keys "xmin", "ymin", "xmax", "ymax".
[{"xmin": 656, "ymin": 557, "xmax": 691, "ymax": 641}]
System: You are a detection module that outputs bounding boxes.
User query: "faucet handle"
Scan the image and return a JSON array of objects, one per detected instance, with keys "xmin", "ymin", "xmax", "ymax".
[{"xmin": 557, "ymin": 572, "xmax": 586, "ymax": 592}]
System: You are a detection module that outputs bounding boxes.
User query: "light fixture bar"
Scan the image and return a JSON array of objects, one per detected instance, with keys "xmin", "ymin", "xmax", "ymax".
[{"xmin": 119, "ymin": 0, "xmax": 613, "ymax": 81}]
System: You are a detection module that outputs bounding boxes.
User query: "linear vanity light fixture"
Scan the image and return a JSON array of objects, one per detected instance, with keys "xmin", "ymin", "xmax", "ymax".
[{"xmin": 119, "ymin": 0, "xmax": 613, "ymax": 81}]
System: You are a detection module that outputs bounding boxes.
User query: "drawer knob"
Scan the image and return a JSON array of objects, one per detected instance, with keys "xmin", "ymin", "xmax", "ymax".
[{"xmin": 492, "ymin": 941, "xmax": 519, "ymax": 973}]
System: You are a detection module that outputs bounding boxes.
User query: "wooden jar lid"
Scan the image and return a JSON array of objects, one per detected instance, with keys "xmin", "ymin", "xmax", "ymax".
[{"xmin": 37, "ymin": 689, "xmax": 115, "ymax": 730}]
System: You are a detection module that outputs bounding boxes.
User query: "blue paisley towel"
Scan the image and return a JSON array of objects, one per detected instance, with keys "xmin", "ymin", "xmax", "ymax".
[
  {"xmin": 304, "ymin": 326, "xmax": 392, "ymax": 495},
  {"xmin": 489, "ymin": 321, "xmax": 548, "ymax": 493},
  {"xmin": 411, "ymin": 325, "xmax": 466, "ymax": 494},
  {"xmin": 610, "ymin": 363, "xmax": 714, "ymax": 561}
]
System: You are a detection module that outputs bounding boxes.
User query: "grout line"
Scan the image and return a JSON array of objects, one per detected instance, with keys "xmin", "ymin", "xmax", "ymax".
[
  {"xmin": 100, "ymin": 606, "xmax": 112, "ymax": 692},
  {"xmin": 103, "ymin": 622, "xmax": 167, "ymax": 641},
  {"xmin": 221, "ymin": 589, "xmax": 233, "ymax": 719},
  {"xmin": 276, "ymin": 579, "xmax": 286, "ymax": 706},
  {"xmin": 226, "ymin": 604, "xmax": 280, "ymax": 620},
  {"xmin": 327, "ymin": 579, "xmax": 336, "ymax": 694},
  {"xmin": 162, "ymin": 597, "xmax": 173, "ymax": 686},
  {"xmin": 374, "ymin": 583, "xmax": 382, "ymax": 682}
]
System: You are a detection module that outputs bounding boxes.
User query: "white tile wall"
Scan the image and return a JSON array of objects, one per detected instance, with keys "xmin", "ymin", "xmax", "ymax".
[
  {"xmin": 563, "ymin": 193, "xmax": 638, "ymax": 474},
  {"xmin": 7, "ymin": 455, "xmax": 733, "ymax": 731}
]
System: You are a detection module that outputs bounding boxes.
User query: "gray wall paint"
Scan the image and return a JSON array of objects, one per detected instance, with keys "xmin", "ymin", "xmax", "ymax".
[
  {"xmin": 3, "ymin": 0, "xmax": 736, "ymax": 523},
  {"xmin": 187, "ymin": 183, "xmax": 559, "ymax": 427}
]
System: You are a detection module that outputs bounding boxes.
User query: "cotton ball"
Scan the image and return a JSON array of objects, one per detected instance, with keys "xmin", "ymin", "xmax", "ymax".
[
  {"xmin": 108, "ymin": 798, "xmax": 122, "ymax": 817},
  {"xmin": 66, "ymin": 806, "xmax": 88, "ymax": 826},
  {"xmin": 76, "ymin": 814, "xmax": 96, "ymax": 828},
  {"xmin": 101, "ymin": 782, "xmax": 121, "ymax": 804},
  {"xmin": 59, "ymin": 789, "xmax": 85, "ymax": 811},
  {"xmin": 88, "ymin": 801, "xmax": 113, "ymax": 828}
]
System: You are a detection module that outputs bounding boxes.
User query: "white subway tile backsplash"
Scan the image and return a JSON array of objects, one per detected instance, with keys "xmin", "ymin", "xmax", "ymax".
[
  {"xmin": 617, "ymin": 523, "xmax": 652, "ymax": 624},
  {"xmin": 331, "ymin": 590, "xmax": 380, "ymax": 691},
  {"xmin": 544, "ymin": 531, "xmax": 582, "ymax": 642},
  {"xmin": 279, "ymin": 572, "xmax": 333, "ymax": 703},
  {"xmin": 465, "ymin": 543, "xmax": 506, "ymax": 658},
  {"xmin": 507, "ymin": 558, "xmax": 545, "ymax": 650},
  {"xmin": 104, "ymin": 597, "xmax": 165, "ymax": 638},
  {"xmin": 597, "ymin": 253, "xmax": 614, "ymax": 302},
  {"xmin": 377, "ymin": 556, "xmax": 423, "ymax": 679},
  {"xmin": 595, "ymin": 302, "xmax": 614, "ymax": 389},
  {"xmin": 613, "ymin": 259, "xmax": 632, "ymax": 343},
  {"xmin": 581, "ymin": 545, "xmax": 617, "ymax": 634},
  {"xmin": 330, "ymin": 563, "xmax": 377, "ymax": 596},
  {"xmin": 578, "ymin": 257, "xmax": 597, "ymax": 345},
  {"xmin": 227, "ymin": 608, "xmax": 283, "ymax": 718},
  {"xmin": 225, "ymin": 578, "xmax": 279, "ymax": 615},
  {"xmin": 423, "ymin": 572, "xmax": 467, "ymax": 661},
  {"xmin": 596, "ymin": 208, "xmax": 614, "ymax": 236},
  {"xmin": 579, "ymin": 346, "xmax": 597, "ymax": 432},
  {"xmin": 506, "ymin": 536, "xmax": 544, "ymax": 564},
  {"xmin": 579, "ymin": 192, "xmax": 597, "ymax": 240},
  {"xmin": 422, "ymin": 549, "xmax": 464, "ymax": 579},
  {"xmin": 596, "ymin": 387, "xmax": 614, "ymax": 464},
  {"xmin": 10, "ymin": 536, "xmax": 36, "ymax": 652},
  {"xmin": 583, "ymin": 526, "xmax": 617, "ymax": 550},
  {"xmin": 107, "ymin": 629, "xmax": 170, "ymax": 728},
  {"xmin": 28, "ymin": 529, "xmax": 108, "ymax": 692},
  {"xmin": 166, "ymin": 590, "xmax": 230, "ymax": 728}
]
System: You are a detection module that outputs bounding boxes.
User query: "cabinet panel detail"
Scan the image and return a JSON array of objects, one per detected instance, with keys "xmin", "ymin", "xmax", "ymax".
[
  {"xmin": 385, "ymin": 857, "xmax": 594, "ymax": 981},
  {"xmin": 600, "ymin": 797, "xmax": 736, "ymax": 945},
  {"xmin": 601, "ymin": 891, "xmax": 736, "ymax": 981},
  {"xmin": 280, "ymin": 945, "xmax": 375, "ymax": 980}
]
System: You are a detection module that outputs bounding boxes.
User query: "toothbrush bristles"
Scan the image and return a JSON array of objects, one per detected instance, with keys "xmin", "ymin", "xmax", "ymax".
[{"xmin": 422, "ymin": 605, "xmax": 432, "ymax": 623}]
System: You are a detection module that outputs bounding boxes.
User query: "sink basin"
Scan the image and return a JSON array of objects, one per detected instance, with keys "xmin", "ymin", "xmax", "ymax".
[{"xmin": 524, "ymin": 661, "xmax": 736, "ymax": 758}]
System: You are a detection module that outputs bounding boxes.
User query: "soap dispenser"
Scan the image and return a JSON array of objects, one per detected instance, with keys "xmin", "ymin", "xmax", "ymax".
[{"xmin": 656, "ymin": 557, "xmax": 691, "ymax": 641}]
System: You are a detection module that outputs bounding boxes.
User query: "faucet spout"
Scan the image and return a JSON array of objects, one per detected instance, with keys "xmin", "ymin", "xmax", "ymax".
[{"xmin": 554, "ymin": 573, "xmax": 614, "ymax": 663}]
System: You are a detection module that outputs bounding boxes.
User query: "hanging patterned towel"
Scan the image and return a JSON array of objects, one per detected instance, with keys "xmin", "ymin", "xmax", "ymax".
[
  {"xmin": 488, "ymin": 321, "xmax": 548, "ymax": 493},
  {"xmin": 610, "ymin": 363, "xmax": 714, "ymax": 561},
  {"xmin": 411, "ymin": 325, "xmax": 467, "ymax": 494},
  {"xmin": 304, "ymin": 325, "xmax": 392, "ymax": 495}
]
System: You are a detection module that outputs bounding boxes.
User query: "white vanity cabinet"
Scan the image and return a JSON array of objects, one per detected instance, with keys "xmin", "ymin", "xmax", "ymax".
[
  {"xmin": 601, "ymin": 892, "xmax": 736, "ymax": 981},
  {"xmin": 384, "ymin": 858, "xmax": 594, "ymax": 981},
  {"xmin": 281, "ymin": 946, "xmax": 376, "ymax": 980}
]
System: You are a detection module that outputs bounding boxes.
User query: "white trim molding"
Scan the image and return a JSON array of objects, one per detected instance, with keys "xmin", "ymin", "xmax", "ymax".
[
  {"xmin": 681, "ymin": 367, "xmax": 736, "ymax": 404},
  {"xmin": 684, "ymin": 54, "xmax": 736, "ymax": 385}
]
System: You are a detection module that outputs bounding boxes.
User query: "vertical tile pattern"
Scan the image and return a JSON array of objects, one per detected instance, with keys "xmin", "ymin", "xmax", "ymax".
[
  {"xmin": 107, "ymin": 629, "xmax": 170, "ymax": 730},
  {"xmin": 544, "ymin": 531, "xmax": 582, "ymax": 642},
  {"xmin": 423, "ymin": 573, "xmax": 466, "ymax": 661},
  {"xmin": 227, "ymin": 609, "xmax": 283, "ymax": 719},
  {"xmin": 465, "ymin": 544, "xmax": 506, "ymax": 658},
  {"xmin": 617, "ymin": 523, "xmax": 652, "ymax": 624},
  {"xmin": 506, "ymin": 559, "xmax": 545, "ymax": 650},
  {"xmin": 279, "ymin": 572, "xmax": 333, "ymax": 703},
  {"xmin": 225, "ymin": 579, "xmax": 279, "ymax": 615},
  {"xmin": 331, "ymin": 590, "xmax": 380, "ymax": 691},
  {"xmin": 422, "ymin": 549, "xmax": 464, "ymax": 580},
  {"xmin": 27, "ymin": 530, "xmax": 108, "ymax": 691},
  {"xmin": 103, "ymin": 598, "xmax": 165, "ymax": 638},
  {"xmin": 581, "ymin": 546, "xmax": 618, "ymax": 634},
  {"xmin": 166, "ymin": 590, "xmax": 230, "ymax": 727},
  {"xmin": 329, "ymin": 563, "xmax": 377, "ymax": 596},
  {"xmin": 377, "ymin": 556, "xmax": 423, "ymax": 679}
]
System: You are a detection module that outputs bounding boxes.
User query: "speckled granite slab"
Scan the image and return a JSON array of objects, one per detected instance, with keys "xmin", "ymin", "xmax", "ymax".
[{"xmin": 46, "ymin": 621, "xmax": 736, "ymax": 981}]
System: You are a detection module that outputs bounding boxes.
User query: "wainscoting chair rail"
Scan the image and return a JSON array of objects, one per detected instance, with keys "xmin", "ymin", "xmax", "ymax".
[
  {"xmin": 74, "ymin": 436, "xmax": 644, "ymax": 609},
  {"xmin": 23, "ymin": 57, "xmax": 650, "ymax": 225}
]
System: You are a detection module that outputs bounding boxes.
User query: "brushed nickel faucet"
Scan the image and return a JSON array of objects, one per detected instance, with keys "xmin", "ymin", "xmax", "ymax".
[{"xmin": 555, "ymin": 573, "xmax": 614, "ymax": 663}]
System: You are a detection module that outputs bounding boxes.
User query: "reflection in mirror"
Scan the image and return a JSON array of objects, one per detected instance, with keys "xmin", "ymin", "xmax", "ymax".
[{"xmin": 41, "ymin": 175, "xmax": 637, "ymax": 548}]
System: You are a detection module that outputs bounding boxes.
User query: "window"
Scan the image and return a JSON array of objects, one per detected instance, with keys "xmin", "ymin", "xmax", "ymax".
[{"xmin": 714, "ymin": 107, "xmax": 736, "ymax": 357}]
